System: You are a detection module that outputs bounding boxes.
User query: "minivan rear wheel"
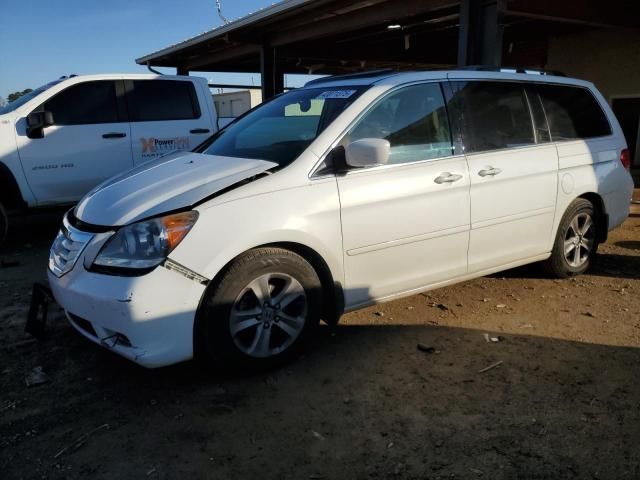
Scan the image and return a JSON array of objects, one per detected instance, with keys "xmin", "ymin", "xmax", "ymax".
[
  {"xmin": 545, "ymin": 198, "xmax": 598, "ymax": 278},
  {"xmin": 196, "ymin": 247, "xmax": 322, "ymax": 371}
]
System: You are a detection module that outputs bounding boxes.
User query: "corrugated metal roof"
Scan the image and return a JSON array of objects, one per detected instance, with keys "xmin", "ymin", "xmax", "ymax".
[{"xmin": 136, "ymin": 0, "xmax": 316, "ymax": 64}]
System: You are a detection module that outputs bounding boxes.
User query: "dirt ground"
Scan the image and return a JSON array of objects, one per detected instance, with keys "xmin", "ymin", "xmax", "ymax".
[{"xmin": 1, "ymin": 200, "xmax": 639, "ymax": 480}]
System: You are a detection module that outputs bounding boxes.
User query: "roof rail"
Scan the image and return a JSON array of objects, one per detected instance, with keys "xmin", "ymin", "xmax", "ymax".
[
  {"xmin": 305, "ymin": 68, "xmax": 396, "ymax": 86},
  {"xmin": 457, "ymin": 65, "xmax": 566, "ymax": 77}
]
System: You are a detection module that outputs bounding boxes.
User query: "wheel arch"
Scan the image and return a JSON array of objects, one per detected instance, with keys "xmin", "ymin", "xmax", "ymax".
[
  {"xmin": 193, "ymin": 241, "xmax": 344, "ymax": 357},
  {"xmin": 263, "ymin": 241, "xmax": 344, "ymax": 326},
  {"xmin": 0, "ymin": 162, "xmax": 26, "ymax": 209},
  {"xmin": 577, "ymin": 192, "xmax": 608, "ymax": 243},
  {"xmin": 192, "ymin": 241, "xmax": 344, "ymax": 363}
]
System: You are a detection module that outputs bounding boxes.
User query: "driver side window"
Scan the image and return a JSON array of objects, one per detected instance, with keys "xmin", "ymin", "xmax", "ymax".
[
  {"xmin": 344, "ymin": 83, "xmax": 453, "ymax": 165},
  {"xmin": 42, "ymin": 81, "xmax": 121, "ymax": 125}
]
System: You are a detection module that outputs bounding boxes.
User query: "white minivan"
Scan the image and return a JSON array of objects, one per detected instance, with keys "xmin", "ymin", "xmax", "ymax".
[
  {"xmin": 0, "ymin": 74, "xmax": 217, "ymax": 243},
  {"xmin": 47, "ymin": 69, "xmax": 634, "ymax": 370}
]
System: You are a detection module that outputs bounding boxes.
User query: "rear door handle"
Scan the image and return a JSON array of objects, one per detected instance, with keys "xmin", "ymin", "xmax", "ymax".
[
  {"xmin": 434, "ymin": 172, "xmax": 463, "ymax": 184},
  {"xmin": 102, "ymin": 132, "xmax": 127, "ymax": 139},
  {"xmin": 190, "ymin": 128, "xmax": 210, "ymax": 134},
  {"xmin": 478, "ymin": 166, "xmax": 502, "ymax": 177}
]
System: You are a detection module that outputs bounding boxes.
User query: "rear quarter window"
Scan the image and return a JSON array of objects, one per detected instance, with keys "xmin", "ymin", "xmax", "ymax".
[
  {"xmin": 128, "ymin": 80, "xmax": 201, "ymax": 122},
  {"xmin": 537, "ymin": 84, "xmax": 611, "ymax": 141}
]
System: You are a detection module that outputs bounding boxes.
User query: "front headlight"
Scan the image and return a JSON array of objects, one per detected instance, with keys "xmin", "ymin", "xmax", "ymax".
[{"xmin": 93, "ymin": 211, "xmax": 198, "ymax": 271}]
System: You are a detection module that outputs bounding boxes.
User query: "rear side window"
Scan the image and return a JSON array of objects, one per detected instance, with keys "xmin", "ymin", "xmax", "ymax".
[
  {"xmin": 43, "ymin": 81, "xmax": 120, "ymax": 125},
  {"xmin": 128, "ymin": 80, "xmax": 201, "ymax": 122},
  {"xmin": 345, "ymin": 83, "xmax": 453, "ymax": 164},
  {"xmin": 537, "ymin": 85, "xmax": 611, "ymax": 140},
  {"xmin": 447, "ymin": 81, "xmax": 535, "ymax": 153}
]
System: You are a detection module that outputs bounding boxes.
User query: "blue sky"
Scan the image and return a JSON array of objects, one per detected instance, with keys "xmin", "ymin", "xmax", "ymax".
[{"xmin": 0, "ymin": 0, "xmax": 313, "ymax": 99}]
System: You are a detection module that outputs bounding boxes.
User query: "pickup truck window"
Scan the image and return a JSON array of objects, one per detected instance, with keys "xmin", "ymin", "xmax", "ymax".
[
  {"xmin": 200, "ymin": 86, "xmax": 367, "ymax": 167},
  {"xmin": 43, "ymin": 80, "xmax": 120, "ymax": 125},
  {"xmin": 128, "ymin": 80, "xmax": 201, "ymax": 122}
]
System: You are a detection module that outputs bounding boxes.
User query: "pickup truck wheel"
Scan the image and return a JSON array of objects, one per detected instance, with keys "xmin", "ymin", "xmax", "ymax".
[
  {"xmin": 197, "ymin": 247, "xmax": 322, "ymax": 371},
  {"xmin": 0, "ymin": 201, "xmax": 8, "ymax": 247},
  {"xmin": 545, "ymin": 198, "xmax": 598, "ymax": 278}
]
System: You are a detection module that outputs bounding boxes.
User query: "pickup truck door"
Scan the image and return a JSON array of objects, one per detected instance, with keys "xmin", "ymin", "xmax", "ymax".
[
  {"xmin": 15, "ymin": 79, "xmax": 133, "ymax": 205},
  {"xmin": 125, "ymin": 79, "xmax": 214, "ymax": 164}
]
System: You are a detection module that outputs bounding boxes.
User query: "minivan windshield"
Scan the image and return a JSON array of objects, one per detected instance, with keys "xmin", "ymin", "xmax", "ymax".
[
  {"xmin": 0, "ymin": 79, "xmax": 64, "ymax": 115},
  {"xmin": 199, "ymin": 86, "xmax": 368, "ymax": 167}
]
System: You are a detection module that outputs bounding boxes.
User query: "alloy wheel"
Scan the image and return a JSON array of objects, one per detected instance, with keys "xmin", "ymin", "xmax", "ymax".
[
  {"xmin": 563, "ymin": 212, "xmax": 595, "ymax": 268},
  {"xmin": 229, "ymin": 273, "xmax": 307, "ymax": 358}
]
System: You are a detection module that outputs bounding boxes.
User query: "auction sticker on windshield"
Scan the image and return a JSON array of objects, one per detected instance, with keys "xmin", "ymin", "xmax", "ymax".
[{"xmin": 315, "ymin": 90, "xmax": 357, "ymax": 99}]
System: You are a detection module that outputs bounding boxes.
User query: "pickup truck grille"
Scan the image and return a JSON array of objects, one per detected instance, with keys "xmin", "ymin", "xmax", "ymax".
[{"xmin": 49, "ymin": 214, "xmax": 94, "ymax": 277}]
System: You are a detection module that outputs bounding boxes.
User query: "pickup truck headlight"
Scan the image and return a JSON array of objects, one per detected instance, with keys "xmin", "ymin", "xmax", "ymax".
[{"xmin": 93, "ymin": 211, "xmax": 198, "ymax": 270}]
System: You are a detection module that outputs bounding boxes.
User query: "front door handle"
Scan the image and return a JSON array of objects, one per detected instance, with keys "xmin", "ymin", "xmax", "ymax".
[
  {"xmin": 190, "ymin": 128, "xmax": 210, "ymax": 134},
  {"xmin": 434, "ymin": 172, "xmax": 463, "ymax": 184},
  {"xmin": 478, "ymin": 166, "xmax": 502, "ymax": 177},
  {"xmin": 102, "ymin": 132, "xmax": 127, "ymax": 139}
]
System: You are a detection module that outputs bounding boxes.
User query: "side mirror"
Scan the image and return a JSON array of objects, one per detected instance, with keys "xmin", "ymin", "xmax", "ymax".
[
  {"xmin": 345, "ymin": 138, "xmax": 390, "ymax": 168},
  {"xmin": 27, "ymin": 110, "xmax": 54, "ymax": 128},
  {"xmin": 26, "ymin": 111, "xmax": 54, "ymax": 139}
]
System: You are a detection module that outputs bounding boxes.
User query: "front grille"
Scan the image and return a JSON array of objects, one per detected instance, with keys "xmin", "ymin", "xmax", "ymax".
[{"xmin": 49, "ymin": 214, "xmax": 94, "ymax": 277}]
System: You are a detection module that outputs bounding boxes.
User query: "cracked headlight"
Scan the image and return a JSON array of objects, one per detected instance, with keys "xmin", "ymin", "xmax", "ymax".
[{"xmin": 93, "ymin": 211, "xmax": 198, "ymax": 271}]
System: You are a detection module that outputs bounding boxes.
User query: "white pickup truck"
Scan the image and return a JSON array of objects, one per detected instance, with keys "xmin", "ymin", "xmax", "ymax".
[{"xmin": 0, "ymin": 74, "xmax": 218, "ymax": 244}]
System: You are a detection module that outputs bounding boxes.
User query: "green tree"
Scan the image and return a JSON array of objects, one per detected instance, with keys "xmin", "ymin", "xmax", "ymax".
[{"xmin": 7, "ymin": 88, "xmax": 33, "ymax": 103}]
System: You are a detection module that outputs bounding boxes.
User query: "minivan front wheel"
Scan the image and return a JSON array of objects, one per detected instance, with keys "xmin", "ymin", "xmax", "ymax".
[
  {"xmin": 197, "ymin": 247, "xmax": 322, "ymax": 371},
  {"xmin": 545, "ymin": 198, "xmax": 598, "ymax": 278}
]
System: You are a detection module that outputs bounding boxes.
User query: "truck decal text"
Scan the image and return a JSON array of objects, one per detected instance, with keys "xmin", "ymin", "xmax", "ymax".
[{"xmin": 140, "ymin": 136, "xmax": 190, "ymax": 158}]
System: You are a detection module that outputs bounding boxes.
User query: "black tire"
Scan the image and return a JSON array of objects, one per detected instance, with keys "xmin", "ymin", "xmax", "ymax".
[
  {"xmin": 545, "ymin": 198, "xmax": 599, "ymax": 278},
  {"xmin": 196, "ymin": 247, "xmax": 323, "ymax": 372},
  {"xmin": 0, "ymin": 201, "xmax": 8, "ymax": 247}
]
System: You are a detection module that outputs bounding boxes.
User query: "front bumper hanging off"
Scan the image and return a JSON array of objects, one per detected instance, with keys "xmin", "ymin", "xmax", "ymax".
[{"xmin": 46, "ymin": 265, "xmax": 207, "ymax": 368}]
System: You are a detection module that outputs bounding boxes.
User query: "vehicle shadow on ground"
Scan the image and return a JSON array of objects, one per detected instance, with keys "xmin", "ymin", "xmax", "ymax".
[
  {"xmin": 3, "ymin": 318, "xmax": 640, "ymax": 480},
  {"xmin": 489, "ymin": 251, "xmax": 640, "ymax": 281},
  {"xmin": 589, "ymin": 252, "xmax": 640, "ymax": 280},
  {"xmin": 487, "ymin": 262, "xmax": 549, "ymax": 280},
  {"xmin": 616, "ymin": 240, "xmax": 640, "ymax": 250}
]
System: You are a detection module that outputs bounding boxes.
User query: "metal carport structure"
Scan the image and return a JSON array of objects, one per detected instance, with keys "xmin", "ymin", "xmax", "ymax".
[{"xmin": 136, "ymin": 0, "xmax": 640, "ymax": 100}]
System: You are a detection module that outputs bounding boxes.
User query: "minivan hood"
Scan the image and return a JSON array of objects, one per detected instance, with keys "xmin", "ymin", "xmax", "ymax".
[{"xmin": 74, "ymin": 152, "xmax": 277, "ymax": 226}]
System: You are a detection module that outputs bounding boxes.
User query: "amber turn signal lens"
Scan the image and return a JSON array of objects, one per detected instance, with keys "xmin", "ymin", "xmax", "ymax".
[{"xmin": 162, "ymin": 211, "xmax": 199, "ymax": 250}]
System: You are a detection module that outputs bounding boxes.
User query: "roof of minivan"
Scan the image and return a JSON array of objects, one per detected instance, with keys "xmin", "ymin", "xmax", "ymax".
[{"xmin": 304, "ymin": 69, "xmax": 593, "ymax": 89}]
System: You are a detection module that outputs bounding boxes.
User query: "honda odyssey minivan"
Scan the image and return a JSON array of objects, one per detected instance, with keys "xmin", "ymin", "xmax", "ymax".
[{"xmin": 47, "ymin": 69, "xmax": 634, "ymax": 369}]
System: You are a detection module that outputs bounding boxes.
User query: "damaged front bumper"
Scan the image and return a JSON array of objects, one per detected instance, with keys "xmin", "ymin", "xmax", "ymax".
[{"xmin": 48, "ymin": 264, "xmax": 207, "ymax": 368}]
